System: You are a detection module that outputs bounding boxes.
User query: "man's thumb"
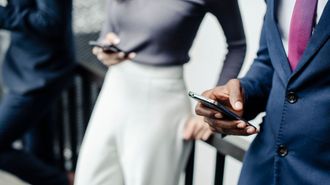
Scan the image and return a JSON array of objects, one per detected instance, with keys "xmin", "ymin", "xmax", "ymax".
[{"xmin": 227, "ymin": 79, "xmax": 244, "ymax": 111}]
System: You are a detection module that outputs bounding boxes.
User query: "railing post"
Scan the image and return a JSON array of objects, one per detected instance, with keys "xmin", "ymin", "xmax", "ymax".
[
  {"xmin": 185, "ymin": 142, "xmax": 195, "ymax": 185},
  {"xmin": 214, "ymin": 153, "xmax": 225, "ymax": 185}
]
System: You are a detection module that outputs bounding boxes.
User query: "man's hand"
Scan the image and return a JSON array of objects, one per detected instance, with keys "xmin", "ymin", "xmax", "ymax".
[
  {"xmin": 195, "ymin": 79, "xmax": 258, "ymax": 136},
  {"xmin": 92, "ymin": 32, "xmax": 136, "ymax": 67},
  {"xmin": 183, "ymin": 115, "xmax": 213, "ymax": 141}
]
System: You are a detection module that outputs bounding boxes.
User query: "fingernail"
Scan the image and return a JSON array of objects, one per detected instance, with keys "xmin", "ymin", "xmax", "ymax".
[
  {"xmin": 118, "ymin": 52, "xmax": 125, "ymax": 58},
  {"xmin": 113, "ymin": 38, "xmax": 120, "ymax": 44},
  {"xmin": 129, "ymin": 52, "xmax": 136, "ymax": 58},
  {"xmin": 247, "ymin": 127, "xmax": 255, "ymax": 134},
  {"xmin": 235, "ymin": 101, "xmax": 243, "ymax": 110},
  {"xmin": 214, "ymin": 113, "xmax": 222, "ymax": 119},
  {"xmin": 237, "ymin": 121, "xmax": 246, "ymax": 128}
]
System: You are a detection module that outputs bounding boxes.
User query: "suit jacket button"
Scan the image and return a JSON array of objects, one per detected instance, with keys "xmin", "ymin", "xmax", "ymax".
[
  {"xmin": 287, "ymin": 92, "xmax": 298, "ymax": 104},
  {"xmin": 277, "ymin": 145, "xmax": 288, "ymax": 157}
]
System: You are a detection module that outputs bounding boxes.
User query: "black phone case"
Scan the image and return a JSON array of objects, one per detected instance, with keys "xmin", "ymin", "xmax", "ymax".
[
  {"xmin": 88, "ymin": 41, "xmax": 129, "ymax": 56},
  {"xmin": 188, "ymin": 91, "xmax": 256, "ymax": 128}
]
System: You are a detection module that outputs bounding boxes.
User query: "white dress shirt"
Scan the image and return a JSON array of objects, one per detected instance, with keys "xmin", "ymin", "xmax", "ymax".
[{"xmin": 277, "ymin": 0, "xmax": 328, "ymax": 55}]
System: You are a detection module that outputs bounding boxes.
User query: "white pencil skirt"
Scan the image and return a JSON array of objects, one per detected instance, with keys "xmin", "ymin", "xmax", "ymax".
[{"xmin": 75, "ymin": 61, "xmax": 192, "ymax": 185}]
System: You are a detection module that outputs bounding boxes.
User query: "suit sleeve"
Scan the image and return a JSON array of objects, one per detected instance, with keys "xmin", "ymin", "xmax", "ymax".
[
  {"xmin": 239, "ymin": 19, "xmax": 274, "ymax": 120},
  {"xmin": 206, "ymin": 0, "xmax": 247, "ymax": 85},
  {"xmin": 0, "ymin": 0, "xmax": 68, "ymax": 38}
]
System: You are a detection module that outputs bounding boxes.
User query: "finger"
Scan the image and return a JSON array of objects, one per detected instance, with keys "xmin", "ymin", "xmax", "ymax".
[
  {"xmin": 214, "ymin": 112, "xmax": 224, "ymax": 119},
  {"xmin": 196, "ymin": 124, "xmax": 212, "ymax": 140},
  {"xmin": 96, "ymin": 52, "xmax": 105, "ymax": 61},
  {"xmin": 246, "ymin": 125, "xmax": 258, "ymax": 134},
  {"xmin": 201, "ymin": 89, "xmax": 213, "ymax": 97},
  {"xmin": 195, "ymin": 128, "xmax": 206, "ymax": 140},
  {"xmin": 117, "ymin": 52, "xmax": 126, "ymax": 59},
  {"xmin": 183, "ymin": 119, "xmax": 196, "ymax": 140},
  {"xmin": 92, "ymin": 47, "xmax": 101, "ymax": 55},
  {"xmin": 211, "ymin": 86, "xmax": 230, "ymax": 101},
  {"xmin": 193, "ymin": 123, "xmax": 206, "ymax": 139},
  {"xmin": 105, "ymin": 51, "xmax": 125, "ymax": 60},
  {"xmin": 127, "ymin": 52, "xmax": 136, "ymax": 59},
  {"xmin": 96, "ymin": 52, "xmax": 113, "ymax": 61},
  {"xmin": 211, "ymin": 126, "xmax": 224, "ymax": 134},
  {"xmin": 227, "ymin": 79, "xmax": 244, "ymax": 111},
  {"xmin": 105, "ymin": 32, "xmax": 120, "ymax": 44},
  {"xmin": 225, "ymin": 124, "xmax": 259, "ymax": 135},
  {"xmin": 219, "ymin": 127, "xmax": 251, "ymax": 136},
  {"xmin": 205, "ymin": 118, "xmax": 255, "ymax": 136},
  {"xmin": 195, "ymin": 102, "xmax": 219, "ymax": 117},
  {"xmin": 227, "ymin": 129, "xmax": 250, "ymax": 136},
  {"xmin": 236, "ymin": 120, "xmax": 247, "ymax": 129},
  {"xmin": 209, "ymin": 127, "xmax": 217, "ymax": 133},
  {"xmin": 201, "ymin": 129, "xmax": 213, "ymax": 141},
  {"xmin": 199, "ymin": 89, "xmax": 230, "ymax": 118},
  {"xmin": 96, "ymin": 53, "xmax": 122, "ymax": 66},
  {"xmin": 204, "ymin": 118, "xmax": 239, "ymax": 130}
]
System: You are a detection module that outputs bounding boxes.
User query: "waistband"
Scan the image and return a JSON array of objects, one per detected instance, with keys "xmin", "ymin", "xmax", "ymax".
[{"xmin": 110, "ymin": 61, "xmax": 184, "ymax": 79}]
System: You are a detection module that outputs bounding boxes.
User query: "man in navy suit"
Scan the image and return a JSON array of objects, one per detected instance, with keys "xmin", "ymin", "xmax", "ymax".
[
  {"xmin": 196, "ymin": 0, "xmax": 330, "ymax": 184},
  {"xmin": 0, "ymin": 0, "xmax": 75, "ymax": 184}
]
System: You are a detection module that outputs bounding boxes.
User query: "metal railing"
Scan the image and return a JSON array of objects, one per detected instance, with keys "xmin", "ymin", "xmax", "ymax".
[
  {"xmin": 185, "ymin": 135, "xmax": 249, "ymax": 185},
  {"xmin": 0, "ymin": 32, "xmax": 249, "ymax": 184}
]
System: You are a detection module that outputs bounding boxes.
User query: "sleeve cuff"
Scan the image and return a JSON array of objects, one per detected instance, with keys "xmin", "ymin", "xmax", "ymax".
[
  {"xmin": 238, "ymin": 78, "xmax": 249, "ymax": 105},
  {"xmin": 238, "ymin": 78, "xmax": 256, "ymax": 120}
]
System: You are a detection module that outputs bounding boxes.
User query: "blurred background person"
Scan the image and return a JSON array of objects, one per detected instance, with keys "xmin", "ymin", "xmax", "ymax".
[
  {"xmin": 75, "ymin": 0, "xmax": 246, "ymax": 185},
  {"xmin": 0, "ymin": 0, "xmax": 76, "ymax": 185}
]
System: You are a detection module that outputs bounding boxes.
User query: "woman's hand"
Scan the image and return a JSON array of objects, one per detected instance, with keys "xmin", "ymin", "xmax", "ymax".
[
  {"xmin": 183, "ymin": 115, "xmax": 213, "ymax": 141},
  {"xmin": 92, "ymin": 32, "xmax": 136, "ymax": 67}
]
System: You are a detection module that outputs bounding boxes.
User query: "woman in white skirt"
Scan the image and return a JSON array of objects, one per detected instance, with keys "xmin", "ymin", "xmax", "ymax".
[{"xmin": 75, "ymin": 0, "xmax": 246, "ymax": 184}]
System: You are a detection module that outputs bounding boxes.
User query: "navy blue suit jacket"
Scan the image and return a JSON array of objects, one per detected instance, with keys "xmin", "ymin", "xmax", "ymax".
[
  {"xmin": 239, "ymin": 1, "xmax": 330, "ymax": 184},
  {"xmin": 0, "ymin": 0, "xmax": 75, "ymax": 94}
]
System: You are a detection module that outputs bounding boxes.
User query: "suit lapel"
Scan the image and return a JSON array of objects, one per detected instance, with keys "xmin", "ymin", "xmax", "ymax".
[
  {"xmin": 291, "ymin": 1, "xmax": 330, "ymax": 78},
  {"xmin": 267, "ymin": 0, "xmax": 292, "ymax": 83},
  {"xmin": 267, "ymin": 0, "xmax": 330, "ymax": 81}
]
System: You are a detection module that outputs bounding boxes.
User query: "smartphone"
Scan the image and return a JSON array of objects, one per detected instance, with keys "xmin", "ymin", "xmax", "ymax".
[
  {"xmin": 188, "ymin": 91, "xmax": 256, "ymax": 128},
  {"xmin": 89, "ymin": 41, "xmax": 129, "ymax": 56}
]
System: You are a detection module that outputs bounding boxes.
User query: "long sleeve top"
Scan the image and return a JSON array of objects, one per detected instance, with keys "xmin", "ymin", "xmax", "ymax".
[
  {"xmin": 0, "ymin": 0, "xmax": 76, "ymax": 94},
  {"xmin": 101, "ymin": 0, "xmax": 246, "ymax": 85}
]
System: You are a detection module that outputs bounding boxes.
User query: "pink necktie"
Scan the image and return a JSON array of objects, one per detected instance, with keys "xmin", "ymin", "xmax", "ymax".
[{"xmin": 288, "ymin": 0, "xmax": 318, "ymax": 71}]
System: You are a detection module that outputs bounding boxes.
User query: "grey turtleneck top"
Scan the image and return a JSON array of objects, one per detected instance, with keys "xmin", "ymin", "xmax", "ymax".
[{"xmin": 100, "ymin": 0, "xmax": 246, "ymax": 85}]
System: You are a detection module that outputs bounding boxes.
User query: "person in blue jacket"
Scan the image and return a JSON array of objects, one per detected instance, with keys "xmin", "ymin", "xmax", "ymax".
[
  {"xmin": 196, "ymin": 0, "xmax": 330, "ymax": 184},
  {"xmin": 0, "ymin": 0, "xmax": 75, "ymax": 184}
]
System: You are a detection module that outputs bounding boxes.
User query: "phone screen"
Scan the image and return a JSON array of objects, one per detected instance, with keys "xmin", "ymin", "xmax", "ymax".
[{"xmin": 188, "ymin": 91, "xmax": 256, "ymax": 128}]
